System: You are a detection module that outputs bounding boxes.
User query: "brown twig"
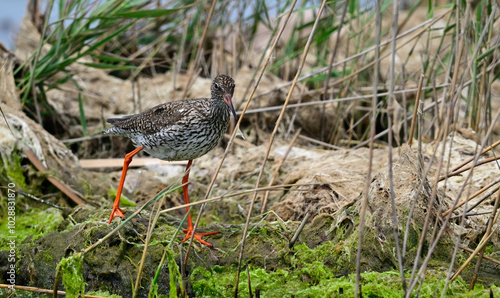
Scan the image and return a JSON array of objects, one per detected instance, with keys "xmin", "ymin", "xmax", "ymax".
[
  {"xmin": 450, "ymin": 139, "xmax": 500, "ymax": 172},
  {"xmin": 0, "ymin": 283, "xmax": 107, "ymax": 297},
  {"xmin": 53, "ymin": 260, "xmax": 63, "ymax": 298},
  {"xmin": 247, "ymin": 264, "xmax": 253, "ymax": 298},
  {"xmin": 439, "ymin": 155, "xmax": 500, "ymax": 182},
  {"xmin": 458, "ymin": 245, "xmax": 500, "ymax": 265},
  {"xmin": 442, "ymin": 177, "xmax": 500, "ymax": 217},
  {"xmin": 24, "ymin": 148, "xmax": 85, "ymax": 205},
  {"xmin": 289, "ymin": 212, "xmax": 310, "ymax": 248}
]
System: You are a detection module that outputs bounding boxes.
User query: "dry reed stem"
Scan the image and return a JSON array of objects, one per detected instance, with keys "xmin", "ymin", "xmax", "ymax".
[
  {"xmin": 407, "ymin": 109, "xmax": 500, "ymax": 295},
  {"xmin": 407, "ymin": 102, "xmax": 452, "ymax": 295},
  {"xmin": 156, "ymin": 183, "xmax": 317, "ymax": 214},
  {"xmin": 286, "ymin": 82, "xmax": 305, "ymax": 137},
  {"xmin": 133, "ymin": 198, "xmax": 164, "ymax": 298},
  {"xmin": 355, "ymin": 1, "xmax": 380, "ymax": 296},
  {"xmin": 321, "ymin": 0, "xmax": 348, "ymax": 141},
  {"xmin": 469, "ymin": 189, "xmax": 500, "ymax": 290},
  {"xmin": 439, "ymin": 155, "xmax": 500, "ymax": 182},
  {"xmin": 405, "ymin": 6, "xmax": 470, "ymax": 288},
  {"xmin": 246, "ymin": 83, "xmax": 450, "ymax": 115},
  {"xmin": 246, "ymin": 264, "xmax": 253, "ymax": 298},
  {"xmin": 180, "ymin": 0, "xmax": 217, "ymax": 100},
  {"xmin": 298, "ymin": 134, "xmax": 343, "ymax": 150},
  {"xmin": 255, "ymin": 7, "xmax": 453, "ymax": 98},
  {"xmin": 407, "ymin": 74, "xmax": 424, "ymax": 146},
  {"xmin": 450, "ymin": 192, "xmax": 500, "ymax": 282},
  {"xmin": 442, "ymin": 177, "xmax": 500, "ymax": 217},
  {"xmin": 234, "ymin": 2, "xmax": 327, "ymax": 294},
  {"xmin": 459, "ymin": 245, "xmax": 500, "ymax": 265},
  {"xmin": 387, "ymin": 0, "xmax": 406, "ymax": 293},
  {"xmin": 462, "ymin": 183, "xmax": 500, "ymax": 216},
  {"xmin": 450, "ymin": 139, "xmax": 500, "ymax": 172}
]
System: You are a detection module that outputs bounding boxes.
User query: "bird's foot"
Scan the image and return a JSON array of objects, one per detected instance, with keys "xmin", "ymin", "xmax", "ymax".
[
  {"xmin": 108, "ymin": 206, "xmax": 125, "ymax": 224},
  {"xmin": 181, "ymin": 228, "xmax": 219, "ymax": 247}
]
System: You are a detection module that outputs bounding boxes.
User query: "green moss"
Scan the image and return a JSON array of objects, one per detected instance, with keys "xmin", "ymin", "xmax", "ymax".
[
  {"xmin": 190, "ymin": 265, "xmax": 498, "ymax": 297},
  {"xmin": 86, "ymin": 291, "xmax": 122, "ymax": 298},
  {"xmin": 292, "ymin": 242, "xmax": 338, "ymax": 266},
  {"xmin": 59, "ymin": 253, "xmax": 85, "ymax": 298},
  {"xmin": 1, "ymin": 151, "xmax": 28, "ymax": 191},
  {"xmin": 0, "ymin": 208, "xmax": 63, "ymax": 250},
  {"xmin": 484, "ymin": 244, "xmax": 496, "ymax": 255}
]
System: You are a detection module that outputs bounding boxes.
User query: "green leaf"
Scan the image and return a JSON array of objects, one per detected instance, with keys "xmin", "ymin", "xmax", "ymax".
[
  {"xmin": 79, "ymin": 22, "xmax": 135, "ymax": 57},
  {"xmin": 349, "ymin": 0, "xmax": 357, "ymax": 16}
]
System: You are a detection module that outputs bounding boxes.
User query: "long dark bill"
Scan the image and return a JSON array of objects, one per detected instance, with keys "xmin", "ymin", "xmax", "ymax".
[{"xmin": 224, "ymin": 94, "xmax": 238, "ymax": 122}]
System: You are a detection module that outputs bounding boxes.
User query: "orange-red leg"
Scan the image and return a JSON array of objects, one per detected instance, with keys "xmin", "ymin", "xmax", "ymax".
[
  {"xmin": 108, "ymin": 146, "xmax": 144, "ymax": 224},
  {"xmin": 180, "ymin": 160, "xmax": 219, "ymax": 246}
]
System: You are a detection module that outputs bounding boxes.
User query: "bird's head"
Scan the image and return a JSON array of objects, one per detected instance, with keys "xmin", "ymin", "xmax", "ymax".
[{"xmin": 212, "ymin": 74, "xmax": 238, "ymax": 121}]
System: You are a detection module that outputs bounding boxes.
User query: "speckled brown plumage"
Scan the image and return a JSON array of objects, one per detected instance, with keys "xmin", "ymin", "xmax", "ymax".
[{"xmin": 105, "ymin": 74, "xmax": 236, "ymax": 161}]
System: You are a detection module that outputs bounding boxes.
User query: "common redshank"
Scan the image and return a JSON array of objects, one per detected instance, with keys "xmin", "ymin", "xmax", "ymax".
[{"xmin": 105, "ymin": 74, "xmax": 237, "ymax": 246}]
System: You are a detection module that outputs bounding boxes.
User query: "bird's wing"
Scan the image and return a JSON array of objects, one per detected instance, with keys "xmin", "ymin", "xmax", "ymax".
[{"xmin": 107, "ymin": 100, "xmax": 203, "ymax": 135}]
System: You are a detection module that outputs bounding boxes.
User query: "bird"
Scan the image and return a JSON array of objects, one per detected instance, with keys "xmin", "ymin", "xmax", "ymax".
[{"xmin": 105, "ymin": 74, "xmax": 237, "ymax": 247}]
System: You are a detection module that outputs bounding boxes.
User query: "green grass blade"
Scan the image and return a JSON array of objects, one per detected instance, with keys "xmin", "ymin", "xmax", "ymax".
[
  {"xmin": 79, "ymin": 62, "xmax": 137, "ymax": 70},
  {"xmin": 78, "ymin": 93, "xmax": 87, "ymax": 136},
  {"xmin": 115, "ymin": 6, "xmax": 193, "ymax": 18}
]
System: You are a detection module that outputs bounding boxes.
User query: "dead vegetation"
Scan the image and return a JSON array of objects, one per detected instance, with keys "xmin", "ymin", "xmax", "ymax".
[{"xmin": 1, "ymin": 0, "xmax": 500, "ymax": 297}]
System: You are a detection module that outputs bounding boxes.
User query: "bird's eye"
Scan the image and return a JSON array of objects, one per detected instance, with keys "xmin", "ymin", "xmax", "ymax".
[{"xmin": 214, "ymin": 83, "xmax": 221, "ymax": 90}]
